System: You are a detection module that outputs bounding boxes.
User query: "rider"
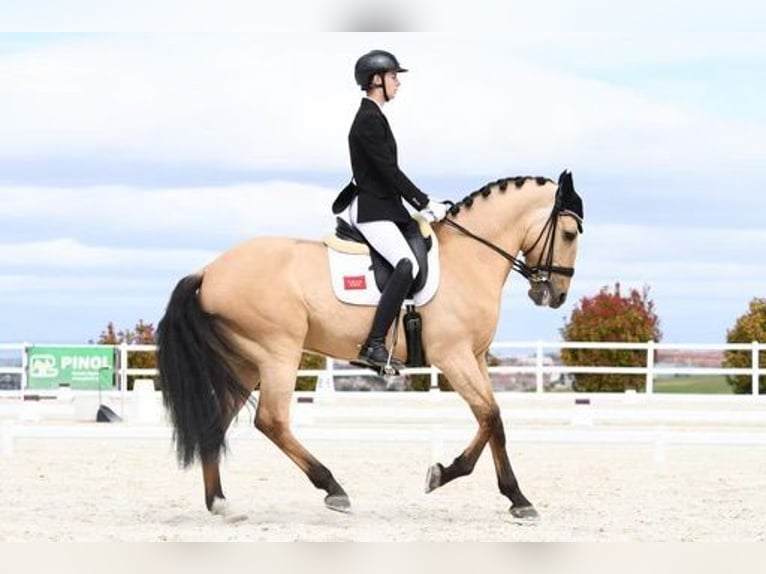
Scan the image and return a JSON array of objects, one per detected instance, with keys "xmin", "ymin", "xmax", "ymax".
[{"xmin": 339, "ymin": 49, "xmax": 450, "ymax": 370}]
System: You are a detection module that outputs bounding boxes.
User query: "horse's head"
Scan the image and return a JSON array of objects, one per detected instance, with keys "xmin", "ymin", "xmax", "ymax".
[{"xmin": 521, "ymin": 170, "xmax": 583, "ymax": 309}]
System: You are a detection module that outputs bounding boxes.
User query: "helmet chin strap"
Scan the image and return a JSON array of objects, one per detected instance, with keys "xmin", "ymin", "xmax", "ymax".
[{"xmin": 371, "ymin": 75, "xmax": 391, "ymax": 102}]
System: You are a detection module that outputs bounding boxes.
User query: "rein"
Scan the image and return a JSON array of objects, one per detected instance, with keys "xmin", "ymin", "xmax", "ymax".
[{"xmin": 441, "ymin": 203, "xmax": 575, "ymax": 282}]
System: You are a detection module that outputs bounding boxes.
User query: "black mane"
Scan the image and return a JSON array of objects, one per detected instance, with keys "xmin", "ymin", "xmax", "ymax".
[{"xmin": 448, "ymin": 176, "xmax": 552, "ymax": 215}]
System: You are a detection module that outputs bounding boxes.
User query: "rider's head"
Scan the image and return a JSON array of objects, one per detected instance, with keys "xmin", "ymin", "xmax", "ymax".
[{"xmin": 354, "ymin": 50, "xmax": 407, "ymax": 103}]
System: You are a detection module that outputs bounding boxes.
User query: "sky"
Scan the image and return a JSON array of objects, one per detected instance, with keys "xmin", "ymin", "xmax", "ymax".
[{"xmin": 1, "ymin": 4, "xmax": 765, "ymax": 345}]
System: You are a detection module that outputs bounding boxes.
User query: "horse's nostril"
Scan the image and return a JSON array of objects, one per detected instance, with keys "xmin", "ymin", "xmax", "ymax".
[{"xmin": 558, "ymin": 292, "xmax": 567, "ymax": 305}]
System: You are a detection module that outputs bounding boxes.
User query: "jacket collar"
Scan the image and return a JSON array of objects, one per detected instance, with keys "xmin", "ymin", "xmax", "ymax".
[{"xmin": 362, "ymin": 96, "xmax": 385, "ymax": 114}]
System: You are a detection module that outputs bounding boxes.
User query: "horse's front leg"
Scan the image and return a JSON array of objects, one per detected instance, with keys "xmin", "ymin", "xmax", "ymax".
[
  {"xmin": 255, "ymin": 359, "xmax": 351, "ymax": 513},
  {"xmin": 425, "ymin": 422, "xmax": 490, "ymax": 493},
  {"xmin": 485, "ymin": 406, "xmax": 537, "ymax": 519},
  {"xmin": 425, "ymin": 350, "xmax": 495, "ymax": 492},
  {"xmin": 475, "ymin": 356, "xmax": 537, "ymax": 518},
  {"xmin": 428, "ymin": 350, "xmax": 538, "ymax": 519},
  {"xmin": 477, "ymin": 358, "xmax": 537, "ymax": 519}
]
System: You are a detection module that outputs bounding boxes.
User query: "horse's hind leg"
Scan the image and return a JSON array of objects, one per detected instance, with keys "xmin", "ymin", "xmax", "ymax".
[
  {"xmin": 202, "ymin": 452, "xmax": 247, "ymax": 523},
  {"xmin": 203, "ymin": 370, "xmax": 257, "ymax": 522},
  {"xmin": 255, "ymin": 357, "xmax": 351, "ymax": 512}
]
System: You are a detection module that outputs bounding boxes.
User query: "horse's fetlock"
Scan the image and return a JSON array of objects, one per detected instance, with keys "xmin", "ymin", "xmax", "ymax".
[
  {"xmin": 498, "ymin": 477, "xmax": 520, "ymax": 498},
  {"xmin": 307, "ymin": 463, "xmax": 335, "ymax": 491},
  {"xmin": 451, "ymin": 453, "xmax": 473, "ymax": 477}
]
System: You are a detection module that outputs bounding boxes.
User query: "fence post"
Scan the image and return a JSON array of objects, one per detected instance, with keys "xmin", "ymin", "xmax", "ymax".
[
  {"xmin": 430, "ymin": 365, "xmax": 440, "ymax": 391},
  {"xmin": 119, "ymin": 343, "xmax": 129, "ymax": 391},
  {"xmin": 21, "ymin": 342, "xmax": 29, "ymax": 392},
  {"xmin": 535, "ymin": 340, "xmax": 544, "ymax": 393},
  {"xmin": 753, "ymin": 341, "xmax": 760, "ymax": 397},
  {"xmin": 646, "ymin": 340, "xmax": 655, "ymax": 396},
  {"xmin": 119, "ymin": 343, "xmax": 128, "ymax": 417},
  {"xmin": 316, "ymin": 357, "xmax": 335, "ymax": 393},
  {"xmin": 327, "ymin": 356, "xmax": 335, "ymax": 392}
]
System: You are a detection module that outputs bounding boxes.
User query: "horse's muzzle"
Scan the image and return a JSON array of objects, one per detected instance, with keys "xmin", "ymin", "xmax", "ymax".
[
  {"xmin": 528, "ymin": 284, "xmax": 567, "ymax": 308},
  {"xmin": 528, "ymin": 283, "xmax": 551, "ymax": 307}
]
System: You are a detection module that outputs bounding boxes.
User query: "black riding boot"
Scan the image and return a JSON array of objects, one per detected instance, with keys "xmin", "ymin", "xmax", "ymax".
[{"xmin": 357, "ymin": 259, "xmax": 414, "ymax": 370}]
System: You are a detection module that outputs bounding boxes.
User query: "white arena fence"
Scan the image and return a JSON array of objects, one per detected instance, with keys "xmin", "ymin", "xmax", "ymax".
[
  {"xmin": 0, "ymin": 340, "xmax": 763, "ymax": 397},
  {"xmin": 1, "ymin": 341, "xmax": 765, "ymax": 458}
]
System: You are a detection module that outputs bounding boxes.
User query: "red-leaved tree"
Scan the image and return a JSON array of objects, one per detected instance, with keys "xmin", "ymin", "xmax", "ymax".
[
  {"xmin": 560, "ymin": 283, "xmax": 662, "ymax": 392},
  {"xmin": 96, "ymin": 320, "xmax": 157, "ymax": 389}
]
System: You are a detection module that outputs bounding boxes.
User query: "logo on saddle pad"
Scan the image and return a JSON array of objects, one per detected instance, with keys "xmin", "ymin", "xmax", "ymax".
[
  {"xmin": 323, "ymin": 216, "xmax": 440, "ymax": 307},
  {"xmin": 343, "ymin": 275, "xmax": 367, "ymax": 290}
]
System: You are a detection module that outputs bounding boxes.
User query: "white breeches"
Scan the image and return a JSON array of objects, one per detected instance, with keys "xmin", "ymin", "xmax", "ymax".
[{"xmin": 349, "ymin": 198, "xmax": 420, "ymax": 280}]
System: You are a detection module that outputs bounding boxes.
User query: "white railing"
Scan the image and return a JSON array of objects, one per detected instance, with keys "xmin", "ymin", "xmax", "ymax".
[
  {"xmin": 0, "ymin": 340, "xmax": 763, "ymax": 397},
  {"xmin": 0, "ymin": 343, "xmax": 27, "ymax": 390}
]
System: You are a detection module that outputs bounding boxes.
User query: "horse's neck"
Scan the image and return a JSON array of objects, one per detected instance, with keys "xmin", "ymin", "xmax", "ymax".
[{"xmin": 436, "ymin": 184, "xmax": 551, "ymax": 289}]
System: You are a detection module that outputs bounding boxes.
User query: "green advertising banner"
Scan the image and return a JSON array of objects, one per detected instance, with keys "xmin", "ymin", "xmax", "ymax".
[{"xmin": 27, "ymin": 346, "xmax": 115, "ymax": 390}]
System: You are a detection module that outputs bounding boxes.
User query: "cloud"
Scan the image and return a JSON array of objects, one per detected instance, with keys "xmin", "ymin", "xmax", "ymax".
[
  {"xmin": 3, "ymin": 1, "xmax": 764, "ymax": 38},
  {"xmin": 0, "ymin": 239, "xmax": 217, "ymax": 272},
  {"xmin": 4, "ymin": 185, "xmax": 763, "ymax": 283},
  {"xmin": 581, "ymin": 223, "xmax": 766, "ymax": 263},
  {"xmin": 0, "ymin": 33, "xmax": 763, "ymax": 182},
  {"xmin": 1, "ymin": 182, "xmax": 760, "ymax": 344},
  {"xmin": 0, "ymin": 27, "xmax": 763, "ymax": 343},
  {"xmin": 0, "ymin": 181, "xmax": 339, "ymax": 247},
  {"xmin": 568, "ymin": 223, "xmax": 766, "ymax": 304}
]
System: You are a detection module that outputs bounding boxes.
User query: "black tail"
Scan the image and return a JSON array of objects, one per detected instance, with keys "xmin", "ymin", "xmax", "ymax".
[{"xmin": 157, "ymin": 274, "xmax": 253, "ymax": 467}]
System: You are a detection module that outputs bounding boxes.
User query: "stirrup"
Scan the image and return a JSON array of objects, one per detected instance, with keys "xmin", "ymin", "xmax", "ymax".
[
  {"xmin": 349, "ymin": 359, "xmax": 403, "ymax": 377},
  {"xmin": 352, "ymin": 309, "xmax": 406, "ymax": 376},
  {"xmin": 351, "ymin": 345, "xmax": 405, "ymax": 376},
  {"xmin": 350, "ymin": 353, "xmax": 405, "ymax": 376}
]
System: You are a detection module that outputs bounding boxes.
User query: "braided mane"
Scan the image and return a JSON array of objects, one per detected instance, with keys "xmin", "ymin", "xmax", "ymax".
[{"xmin": 448, "ymin": 175, "xmax": 552, "ymax": 215}]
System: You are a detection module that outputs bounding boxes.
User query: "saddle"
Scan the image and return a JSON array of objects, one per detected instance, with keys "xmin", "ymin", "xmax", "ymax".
[
  {"xmin": 326, "ymin": 216, "xmax": 433, "ymax": 296},
  {"xmin": 323, "ymin": 215, "xmax": 437, "ymax": 369}
]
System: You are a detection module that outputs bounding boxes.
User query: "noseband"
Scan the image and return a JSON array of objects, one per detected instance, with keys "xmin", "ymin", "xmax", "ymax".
[
  {"xmin": 442, "ymin": 201, "xmax": 576, "ymax": 282},
  {"xmin": 523, "ymin": 206, "xmax": 576, "ymax": 282}
]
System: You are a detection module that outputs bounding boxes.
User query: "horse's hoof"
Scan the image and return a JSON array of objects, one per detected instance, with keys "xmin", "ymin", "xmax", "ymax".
[
  {"xmin": 425, "ymin": 463, "xmax": 442, "ymax": 493},
  {"xmin": 324, "ymin": 494, "xmax": 352, "ymax": 513},
  {"xmin": 210, "ymin": 497, "xmax": 248, "ymax": 523},
  {"xmin": 509, "ymin": 505, "xmax": 540, "ymax": 522}
]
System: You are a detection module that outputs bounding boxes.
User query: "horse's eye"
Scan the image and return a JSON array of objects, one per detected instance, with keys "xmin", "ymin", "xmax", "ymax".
[{"xmin": 562, "ymin": 230, "xmax": 578, "ymax": 242}]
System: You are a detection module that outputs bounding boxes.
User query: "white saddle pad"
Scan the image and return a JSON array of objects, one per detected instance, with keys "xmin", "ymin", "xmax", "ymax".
[{"xmin": 325, "ymin": 233, "xmax": 440, "ymax": 307}]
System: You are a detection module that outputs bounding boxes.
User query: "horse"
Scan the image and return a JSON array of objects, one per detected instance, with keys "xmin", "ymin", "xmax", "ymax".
[{"xmin": 157, "ymin": 170, "xmax": 584, "ymax": 521}]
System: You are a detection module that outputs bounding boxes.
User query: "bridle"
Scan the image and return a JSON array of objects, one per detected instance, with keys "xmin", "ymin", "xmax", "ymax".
[{"xmin": 442, "ymin": 200, "xmax": 577, "ymax": 283}]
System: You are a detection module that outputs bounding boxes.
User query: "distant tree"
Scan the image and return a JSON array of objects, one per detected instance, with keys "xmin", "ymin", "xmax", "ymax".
[
  {"xmin": 95, "ymin": 320, "xmax": 157, "ymax": 390},
  {"xmin": 560, "ymin": 283, "xmax": 661, "ymax": 392},
  {"xmin": 723, "ymin": 298, "xmax": 766, "ymax": 394},
  {"xmin": 296, "ymin": 352, "xmax": 326, "ymax": 391},
  {"xmin": 407, "ymin": 368, "xmax": 449, "ymax": 392},
  {"xmin": 97, "ymin": 322, "xmax": 120, "ymax": 345},
  {"xmin": 405, "ymin": 352, "xmax": 501, "ymax": 392}
]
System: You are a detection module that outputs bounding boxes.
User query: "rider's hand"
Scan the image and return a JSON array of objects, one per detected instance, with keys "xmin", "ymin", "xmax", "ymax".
[{"xmin": 421, "ymin": 200, "xmax": 450, "ymax": 222}]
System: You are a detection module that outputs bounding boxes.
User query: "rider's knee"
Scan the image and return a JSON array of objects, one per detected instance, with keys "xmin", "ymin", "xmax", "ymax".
[{"xmin": 394, "ymin": 257, "xmax": 419, "ymax": 281}]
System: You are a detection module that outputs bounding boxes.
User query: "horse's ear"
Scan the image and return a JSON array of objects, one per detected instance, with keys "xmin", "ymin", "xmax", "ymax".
[
  {"xmin": 555, "ymin": 169, "xmax": 571, "ymax": 208},
  {"xmin": 557, "ymin": 169, "xmax": 583, "ymax": 232},
  {"xmin": 557, "ymin": 169, "xmax": 573, "ymax": 196}
]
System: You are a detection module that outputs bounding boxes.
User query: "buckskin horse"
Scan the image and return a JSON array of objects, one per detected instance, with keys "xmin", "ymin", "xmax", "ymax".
[{"xmin": 157, "ymin": 170, "xmax": 583, "ymax": 521}]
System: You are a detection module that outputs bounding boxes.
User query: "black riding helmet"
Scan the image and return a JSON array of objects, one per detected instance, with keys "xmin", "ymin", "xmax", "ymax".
[{"xmin": 354, "ymin": 50, "xmax": 408, "ymax": 100}]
